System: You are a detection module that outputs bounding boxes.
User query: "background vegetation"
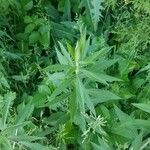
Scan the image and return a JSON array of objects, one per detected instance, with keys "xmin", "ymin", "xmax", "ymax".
[{"xmin": 0, "ymin": 0, "xmax": 150, "ymax": 149}]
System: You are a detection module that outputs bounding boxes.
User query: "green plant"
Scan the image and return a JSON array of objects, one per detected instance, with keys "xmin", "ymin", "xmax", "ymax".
[{"xmin": 0, "ymin": 0, "xmax": 150, "ymax": 149}]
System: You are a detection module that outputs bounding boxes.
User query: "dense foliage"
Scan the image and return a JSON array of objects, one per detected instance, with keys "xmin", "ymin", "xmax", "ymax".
[{"xmin": 0, "ymin": 0, "xmax": 150, "ymax": 149}]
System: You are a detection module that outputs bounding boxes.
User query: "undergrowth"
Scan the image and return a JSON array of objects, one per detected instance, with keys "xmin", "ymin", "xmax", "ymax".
[{"xmin": 0, "ymin": 0, "xmax": 150, "ymax": 149}]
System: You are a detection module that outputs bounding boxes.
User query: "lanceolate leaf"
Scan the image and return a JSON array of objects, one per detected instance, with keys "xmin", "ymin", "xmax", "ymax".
[
  {"xmin": 2, "ymin": 92, "xmax": 16, "ymax": 129},
  {"xmin": 0, "ymin": 135, "xmax": 12, "ymax": 150},
  {"xmin": 81, "ymin": 69, "xmax": 108, "ymax": 85},
  {"xmin": 19, "ymin": 142, "xmax": 49, "ymax": 150},
  {"xmin": 119, "ymin": 119, "xmax": 150, "ymax": 131},
  {"xmin": 75, "ymin": 76, "xmax": 85, "ymax": 113},
  {"xmin": 138, "ymin": 63, "xmax": 150, "ymax": 73},
  {"xmin": 91, "ymin": 142, "xmax": 106, "ymax": 150},
  {"xmin": 89, "ymin": 58, "xmax": 119, "ymax": 72},
  {"xmin": 9, "ymin": 135, "xmax": 45, "ymax": 142},
  {"xmin": 84, "ymin": 91, "xmax": 96, "ymax": 116},
  {"xmin": 113, "ymin": 105, "xmax": 139, "ymax": 140},
  {"xmin": 130, "ymin": 132, "xmax": 143, "ymax": 150},
  {"xmin": 43, "ymin": 112, "xmax": 68, "ymax": 126},
  {"xmin": 15, "ymin": 101, "xmax": 34, "ymax": 124},
  {"xmin": 58, "ymin": 42, "xmax": 74, "ymax": 66},
  {"xmin": 56, "ymin": 48, "xmax": 68, "ymax": 65},
  {"xmin": 44, "ymin": 64, "xmax": 70, "ymax": 72},
  {"xmin": 91, "ymin": 0, "xmax": 103, "ymax": 31},
  {"xmin": 84, "ymin": 47, "xmax": 109, "ymax": 63},
  {"xmin": 87, "ymin": 89, "xmax": 121, "ymax": 104},
  {"xmin": 80, "ymin": 0, "xmax": 103, "ymax": 31},
  {"xmin": 81, "ymin": 69, "xmax": 121, "ymax": 85},
  {"xmin": 2, "ymin": 122, "xmax": 30, "ymax": 134},
  {"xmin": 47, "ymin": 77, "xmax": 72, "ymax": 102},
  {"xmin": 46, "ymin": 93, "xmax": 70, "ymax": 106},
  {"xmin": 132, "ymin": 103, "xmax": 150, "ymax": 114},
  {"xmin": 114, "ymin": 105, "xmax": 133, "ymax": 122}
]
